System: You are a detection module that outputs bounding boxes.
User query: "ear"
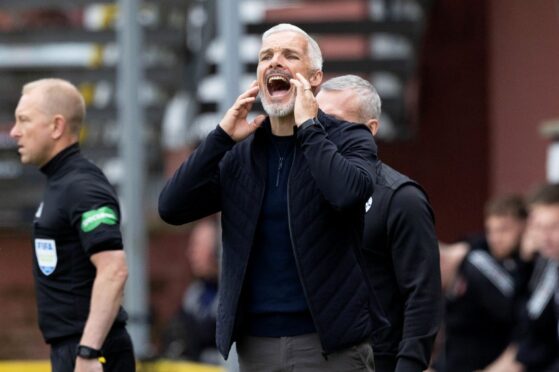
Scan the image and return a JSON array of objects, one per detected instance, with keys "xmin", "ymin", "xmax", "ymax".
[
  {"xmin": 367, "ymin": 119, "xmax": 380, "ymax": 136},
  {"xmin": 309, "ymin": 70, "xmax": 323, "ymax": 88},
  {"xmin": 51, "ymin": 114, "xmax": 67, "ymax": 140}
]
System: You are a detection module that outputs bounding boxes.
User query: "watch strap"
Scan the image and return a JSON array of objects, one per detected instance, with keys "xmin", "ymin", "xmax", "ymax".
[
  {"xmin": 76, "ymin": 344, "xmax": 102, "ymax": 359},
  {"xmin": 299, "ymin": 118, "xmax": 317, "ymax": 131}
]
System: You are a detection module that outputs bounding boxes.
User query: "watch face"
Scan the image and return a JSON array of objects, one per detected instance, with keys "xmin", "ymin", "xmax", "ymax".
[{"xmin": 77, "ymin": 345, "xmax": 100, "ymax": 359}]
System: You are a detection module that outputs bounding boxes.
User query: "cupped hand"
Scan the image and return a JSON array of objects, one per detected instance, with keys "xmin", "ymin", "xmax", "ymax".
[
  {"xmin": 290, "ymin": 72, "xmax": 318, "ymax": 126},
  {"xmin": 219, "ymin": 81, "xmax": 266, "ymax": 142}
]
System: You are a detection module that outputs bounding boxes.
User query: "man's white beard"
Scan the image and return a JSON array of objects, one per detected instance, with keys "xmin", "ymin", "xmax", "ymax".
[{"xmin": 261, "ymin": 94, "xmax": 295, "ymax": 118}]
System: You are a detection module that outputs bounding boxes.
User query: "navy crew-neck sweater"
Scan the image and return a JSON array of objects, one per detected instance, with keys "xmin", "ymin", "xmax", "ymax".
[{"xmin": 243, "ymin": 133, "xmax": 315, "ymax": 337}]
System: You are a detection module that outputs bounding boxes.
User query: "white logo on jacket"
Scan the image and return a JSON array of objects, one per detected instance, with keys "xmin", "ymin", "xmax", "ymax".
[
  {"xmin": 365, "ymin": 196, "xmax": 373, "ymax": 213},
  {"xmin": 35, "ymin": 202, "xmax": 43, "ymax": 218}
]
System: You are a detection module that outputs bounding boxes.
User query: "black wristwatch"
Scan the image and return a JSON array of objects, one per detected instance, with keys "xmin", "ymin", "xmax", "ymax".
[
  {"xmin": 299, "ymin": 117, "xmax": 319, "ymax": 131},
  {"xmin": 76, "ymin": 344, "xmax": 102, "ymax": 359}
]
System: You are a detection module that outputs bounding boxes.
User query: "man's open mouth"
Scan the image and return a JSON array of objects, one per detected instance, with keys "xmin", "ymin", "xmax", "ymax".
[{"xmin": 266, "ymin": 74, "xmax": 292, "ymax": 97}]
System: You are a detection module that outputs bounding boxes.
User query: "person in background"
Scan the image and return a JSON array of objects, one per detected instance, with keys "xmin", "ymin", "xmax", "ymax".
[
  {"xmin": 162, "ymin": 216, "xmax": 220, "ymax": 364},
  {"xmin": 439, "ymin": 194, "xmax": 528, "ymax": 372},
  {"xmin": 10, "ymin": 78, "xmax": 134, "ymax": 372},
  {"xmin": 316, "ymin": 74, "xmax": 442, "ymax": 372},
  {"xmin": 159, "ymin": 24, "xmax": 382, "ymax": 371},
  {"xmin": 515, "ymin": 183, "xmax": 559, "ymax": 372}
]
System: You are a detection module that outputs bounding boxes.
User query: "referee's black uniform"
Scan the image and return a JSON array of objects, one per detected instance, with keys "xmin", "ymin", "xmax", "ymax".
[{"xmin": 33, "ymin": 144, "xmax": 134, "ymax": 371}]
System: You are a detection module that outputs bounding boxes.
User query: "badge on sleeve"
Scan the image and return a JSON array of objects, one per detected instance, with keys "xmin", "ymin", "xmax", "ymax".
[
  {"xmin": 81, "ymin": 206, "xmax": 118, "ymax": 233},
  {"xmin": 365, "ymin": 196, "xmax": 373, "ymax": 213},
  {"xmin": 35, "ymin": 202, "xmax": 43, "ymax": 218},
  {"xmin": 35, "ymin": 239, "xmax": 57, "ymax": 276}
]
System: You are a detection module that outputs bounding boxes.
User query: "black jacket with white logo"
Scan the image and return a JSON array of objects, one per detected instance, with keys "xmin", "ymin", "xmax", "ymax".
[
  {"xmin": 443, "ymin": 238, "xmax": 524, "ymax": 372},
  {"xmin": 362, "ymin": 162, "xmax": 442, "ymax": 372},
  {"xmin": 516, "ymin": 256, "xmax": 559, "ymax": 371}
]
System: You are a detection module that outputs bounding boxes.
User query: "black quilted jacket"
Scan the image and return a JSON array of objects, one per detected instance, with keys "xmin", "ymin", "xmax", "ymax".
[{"xmin": 159, "ymin": 110, "xmax": 388, "ymax": 358}]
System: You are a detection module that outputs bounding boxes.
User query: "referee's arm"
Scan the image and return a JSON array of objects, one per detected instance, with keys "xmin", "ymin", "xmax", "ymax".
[{"xmin": 77, "ymin": 250, "xmax": 129, "ymax": 368}]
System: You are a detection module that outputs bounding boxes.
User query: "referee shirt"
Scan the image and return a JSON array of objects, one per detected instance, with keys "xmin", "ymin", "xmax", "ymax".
[{"xmin": 32, "ymin": 144, "xmax": 127, "ymax": 343}]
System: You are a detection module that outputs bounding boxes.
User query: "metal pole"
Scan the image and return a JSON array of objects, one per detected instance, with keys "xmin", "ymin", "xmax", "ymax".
[
  {"xmin": 117, "ymin": 0, "xmax": 149, "ymax": 358},
  {"xmin": 218, "ymin": 0, "xmax": 241, "ymax": 114},
  {"xmin": 218, "ymin": 1, "xmax": 241, "ymax": 370}
]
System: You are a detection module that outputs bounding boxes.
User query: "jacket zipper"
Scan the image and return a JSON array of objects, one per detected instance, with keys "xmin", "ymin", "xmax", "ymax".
[
  {"xmin": 286, "ymin": 146, "xmax": 324, "ymax": 352},
  {"xmin": 275, "ymin": 156, "xmax": 283, "ymax": 187},
  {"xmin": 225, "ymin": 152, "xmax": 268, "ymax": 355}
]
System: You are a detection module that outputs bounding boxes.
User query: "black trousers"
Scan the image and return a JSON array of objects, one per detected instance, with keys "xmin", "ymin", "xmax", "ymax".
[{"xmin": 50, "ymin": 327, "xmax": 135, "ymax": 372}]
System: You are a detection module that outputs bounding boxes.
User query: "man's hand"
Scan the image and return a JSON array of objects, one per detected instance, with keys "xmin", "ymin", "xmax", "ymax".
[
  {"xmin": 78, "ymin": 250, "xmax": 127, "ymax": 372},
  {"xmin": 520, "ymin": 220, "xmax": 540, "ymax": 261},
  {"xmin": 219, "ymin": 81, "xmax": 266, "ymax": 142},
  {"xmin": 290, "ymin": 72, "xmax": 318, "ymax": 126},
  {"xmin": 439, "ymin": 241, "xmax": 469, "ymax": 293},
  {"xmin": 480, "ymin": 345, "xmax": 524, "ymax": 372},
  {"xmin": 75, "ymin": 357, "xmax": 103, "ymax": 372}
]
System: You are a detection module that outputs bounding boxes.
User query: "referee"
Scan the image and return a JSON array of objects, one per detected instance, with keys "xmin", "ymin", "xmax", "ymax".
[{"xmin": 10, "ymin": 79, "xmax": 135, "ymax": 372}]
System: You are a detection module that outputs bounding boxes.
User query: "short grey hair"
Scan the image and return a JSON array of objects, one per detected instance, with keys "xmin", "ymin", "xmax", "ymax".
[
  {"xmin": 262, "ymin": 23, "xmax": 323, "ymax": 72},
  {"xmin": 22, "ymin": 78, "xmax": 86, "ymax": 134},
  {"xmin": 320, "ymin": 75, "xmax": 382, "ymax": 122}
]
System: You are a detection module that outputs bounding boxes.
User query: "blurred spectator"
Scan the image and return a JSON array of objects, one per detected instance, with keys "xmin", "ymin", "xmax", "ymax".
[
  {"xmin": 515, "ymin": 183, "xmax": 559, "ymax": 372},
  {"xmin": 161, "ymin": 215, "xmax": 220, "ymax": 364},
  {"xmin": 437, "ymin": 194, "xmax": 529, "ymax": 372}
]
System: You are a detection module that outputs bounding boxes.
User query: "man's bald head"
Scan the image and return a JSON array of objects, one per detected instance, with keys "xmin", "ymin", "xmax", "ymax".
[{"xmin": 22, "ymin": 78, "xmax": 85, "ymax": 135}]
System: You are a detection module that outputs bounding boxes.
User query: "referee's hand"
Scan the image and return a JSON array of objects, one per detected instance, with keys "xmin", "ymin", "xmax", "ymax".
[{"xmin": 75, "ymin": 357, "xmax": 103, "ymax": 372}]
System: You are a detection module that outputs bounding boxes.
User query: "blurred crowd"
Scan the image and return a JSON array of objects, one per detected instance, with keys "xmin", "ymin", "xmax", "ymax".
[
  {"xmin": 160, "ymin": 215, "xmax": 221, "ymax": 364},
  {"xmin": 436, "ymin": 187, "xmax": 559, "ymax": 372}
]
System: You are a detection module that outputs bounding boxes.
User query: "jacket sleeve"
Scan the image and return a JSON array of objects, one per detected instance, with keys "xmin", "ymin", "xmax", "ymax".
[
  {"xmin": 296, "ymin": 120, "xmax": 376, "ymax": 209},
  {"xmin": 67, "ymin": 178, "xmax": 123, "ymax": 255},
  {"xmin": 158, "ymin": 125, "xmax": 235, "ymax": 225},
  {"xmin": 386, "ymin": 185, "xmax": 443, "ymax": 372}
]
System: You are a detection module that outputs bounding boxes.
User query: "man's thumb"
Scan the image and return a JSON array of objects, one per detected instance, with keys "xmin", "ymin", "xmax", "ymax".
[{"xmin": 251, "ymin": 115, "xmax": 266, "ymax": 128}]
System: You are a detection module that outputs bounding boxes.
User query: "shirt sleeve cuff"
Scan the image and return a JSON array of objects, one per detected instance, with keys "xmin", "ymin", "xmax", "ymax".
[{"xmin": 214, "ymin": 124, "xmax": 237, "ymax": 145}]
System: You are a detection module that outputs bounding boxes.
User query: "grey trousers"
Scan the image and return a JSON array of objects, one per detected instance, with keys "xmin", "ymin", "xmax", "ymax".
[{"xmin": 236, "ymin": 333, "xmax": 375, "ymax": 372}]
